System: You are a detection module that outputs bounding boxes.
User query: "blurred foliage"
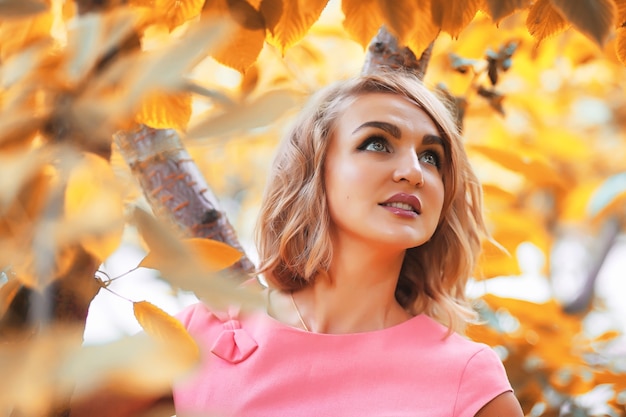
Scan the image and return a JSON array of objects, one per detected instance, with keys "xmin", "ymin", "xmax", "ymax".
[{"xmin": 1, "ymin": 0, "xmax": 626, "ymax": 416}]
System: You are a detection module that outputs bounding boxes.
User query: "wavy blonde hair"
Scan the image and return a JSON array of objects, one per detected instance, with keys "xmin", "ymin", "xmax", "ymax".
[{"xmin": 254, "ymin": 71, "xmax": 486, "ymax": 333}]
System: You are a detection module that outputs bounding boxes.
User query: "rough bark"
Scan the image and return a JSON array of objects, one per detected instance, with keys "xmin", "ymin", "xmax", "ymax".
[
  {"xmin": 361, "ymin": 26, "xmax": 434, "ymax": 80},
  {"xmin": 114, "ymin": 125, "xmax": 255, "ymax": 275}
]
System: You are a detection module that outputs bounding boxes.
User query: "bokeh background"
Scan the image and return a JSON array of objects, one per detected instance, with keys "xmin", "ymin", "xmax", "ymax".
[{"xmin": 1, "ymin": 0, "xmax": 626, "ymax": 415}]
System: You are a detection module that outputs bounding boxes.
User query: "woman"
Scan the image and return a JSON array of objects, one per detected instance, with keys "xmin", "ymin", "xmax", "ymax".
[{"xmin": 173, "ymin": 72, "xmax": 523, "ymax": 416}]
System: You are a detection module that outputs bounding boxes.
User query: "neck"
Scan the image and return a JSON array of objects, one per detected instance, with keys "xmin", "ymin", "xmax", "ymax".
[{"xmin": 293, "ymin": 240, "xmax": 411, "ymax": 334}]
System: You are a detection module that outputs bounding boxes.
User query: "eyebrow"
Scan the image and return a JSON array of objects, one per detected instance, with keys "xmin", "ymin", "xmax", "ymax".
[
  {"xmin": 423, "ymin": 134, "xmax": 445, "ymax": 147},
  {"xmin": 352, "ymin": 121, "xmax": 445, "ymax": 147},
  {"xmin": 352, "ymin": 121, "xmax": 401, "ymax": 138}
]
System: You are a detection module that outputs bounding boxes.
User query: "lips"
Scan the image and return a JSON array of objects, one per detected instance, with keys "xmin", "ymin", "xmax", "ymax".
[{"xmin": 379, "ymin": 193, "xmax": 422, "ymax": 214}]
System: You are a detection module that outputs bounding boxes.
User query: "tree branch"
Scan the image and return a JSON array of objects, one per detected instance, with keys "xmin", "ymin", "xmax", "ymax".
[
  {"xmin": 114, "ymin": 125, "xmax": 255, "ymax": 275},
  {"xmin": 562, "ymin": 217, "xmax": 622, "ymax": 314},
  {"xmin": 361, "ymin": 26, "xmax": 434, "ymax": 80}
]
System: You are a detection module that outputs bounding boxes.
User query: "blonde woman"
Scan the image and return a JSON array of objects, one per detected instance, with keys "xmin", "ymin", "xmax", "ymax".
[{"xmin": 173, "ymin": 72, "xmax": 523, "ymax": 417}]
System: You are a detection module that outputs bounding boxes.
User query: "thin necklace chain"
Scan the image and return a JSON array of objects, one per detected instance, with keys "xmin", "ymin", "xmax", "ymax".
[{"xmin": 290, "ymin": 291, "xmax": 310, "ymax": 332}]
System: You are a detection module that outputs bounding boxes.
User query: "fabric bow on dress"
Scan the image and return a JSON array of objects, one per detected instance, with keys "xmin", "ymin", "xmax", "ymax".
[{"xmin": 210, "ymin": 307, "xmax": 258, "ymax": 364}]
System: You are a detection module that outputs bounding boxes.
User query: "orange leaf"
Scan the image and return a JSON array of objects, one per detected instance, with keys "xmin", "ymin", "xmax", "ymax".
[
  {"xmin": 264, "ymin": 0, "xmax": 329, "ymax": 54},
  {"xmin": 0, "ymin": 279, "xmax": 22, "ymax": 319},
  {"xmin": 379, "ymin": 0, "xmax": 417, "ymax": 44},
  {"xmin": 488, "ymin": 210, "xmax": 551, "ymax": 254},
  {"xmin": 145, "ymin": 0, "xmax": 205, "ymax": 31},
  {"xmin": 133, "ymin": 300, "xmax": 199, "ymax": 363},
  {"xmin": 187, "ymin": 88, "xmax": 301, "ymax": 140},
  {"xmin": 139, "ymin": 238, "xmax": 242, "ymax": 272},
  {"xmin": 560, "ymin": 180, "xmax": 603, "ymax": 222},
  {"xmin": 616, "ymin": 27, "xmax": 626, "ymax": 65},
  {"xmin": 0, "ymin": 9, "xmax": 53, "ymax": 60},
  {"xmin": 476, "ymin": 238, "xmax": 519, "ymax": 278},
  {"xmin": 593, "ymin": 330, "xmax": 621, "ymax": 343},
  {"xmin": 406, "ymin": 2, "xmax": 440, "ymax": 56},
  {"xmin": 616, "ymin": 0, "xmax": 626, "ymax": 25},
  {"xmin": 481, "ymin": 0, "xmax": 528, "ymax": 22},
  {"xmin": 341, "ymin": 0, "xmax": 384, "ymax": 48},
  {"xmin": 525, "ymin": 0, "xmax": 569, "ymax": 43},
  {"xmin": 550, "ymin": 0, "xmax": 616, "ymax": 47},
  {"xmin": 468, "ymin": 143, "xmax": 569, "ymax": 189},
  {"xmin": 135, "ymin": 91, "xmax": 192, "ymax": 132},
  {"xmin": 430, "ymin": 0, "xmax": 481, "ymax": 38},
  {"xmin": 204, "ymin": 0, "xmax": 266, "ymax": 72},
  {"xmin": 64, "ymin": 152, "xmax": 124, "ymax": 262},
  {"xmin": 0, "ymin": 0, "xmax": 47, "ymax": 18}
]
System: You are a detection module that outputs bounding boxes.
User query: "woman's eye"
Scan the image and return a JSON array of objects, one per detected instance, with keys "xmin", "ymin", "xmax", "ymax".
[
  {"xmin": 360, "ymin": 137, "xmax": 390, "ymax": 152},
  {"xmin": 420, "ymin": 151, "xmax": 440, "ymax": 167}
]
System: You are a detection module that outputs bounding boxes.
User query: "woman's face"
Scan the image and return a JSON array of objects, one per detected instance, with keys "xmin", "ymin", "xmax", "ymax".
[{"xmin": 324, "ymin": 93, "xmax": 446, "ymax": 253}]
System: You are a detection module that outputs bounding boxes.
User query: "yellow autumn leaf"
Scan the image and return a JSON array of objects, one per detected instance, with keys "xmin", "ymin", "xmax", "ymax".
[
  {"xmin": 482, "ymin": 183, "xmax": 517, "ymax": 205},
  {"xmin": 379, "ymin": 0, "xmax": 417, "ymax": 45},
  {"xmin": 468, "ymin": 143, "xmax": 569, "ymax": 189},
  {"xmin": 525, "ymin": 0, "xmax": 569, "ymax": 43},
  {"xmin": 64, "ymin": 152, "xmax": 124, "ymax": 262},
  {"xmin": 466, "ymin": 321, "xmax": 506, "ymax": 346},
  {"xmin": 63, "ymin": 8, "xmax": 139, "ymax": 86},
  {"xmin": 480, "ymin": 0, "xmax": 527, "ymax": 22},
  {"xmin": 430, "ymin": 0, "xmax": 481, "ymax": 38},
  {"xmin": 264, "ymin": 0, "xmax": 329, "ymax": 54},
  {"xmin": 133, "ymin": 300, "xmax": 199, "ymax": 363},
  {"xmin": 591, "ymin": 190, "xmax": 626, "ymax": 224},
  {"xmin": 616, "ymin": 27, "xmax": 626, "ymax": 65},
  {"xmin": 341, "ymin": 0, "xmax": 384, "ymax": 48},
  {"xmin": 204, "ymin": 0, "xmax": 265, "ymax": 73},
  {"xmin": 132, "ymin": 207, "xmax": 261, "ymax": 310},
  {"xmin": 593, "ymin": 330, "xmax": 621, "ymax": 343},
  {"xmin": 0, "ymin": 0, "xmax": 47, "ymax": 18},
  {"xmin": 550, "ymin": 0, "xmax": 616, "ymax": 47},
  {"xmin": 595, "ymin": 370, "xmax": 626, "ymax": 392},
  {"xmin": 0, "ymin": 148, "xmax": 45, "ymax": 209},
  {"xmin": 139, "ymin": 237, "xmax": 242, "ymax": 272},
  {"xmin": 406, "ymin": 2, "xmax": 440, "ymax": 56},
  {"xmin": 560, "ymin": 180, "xmax": 603, "ymax": 222},
  {"xmin": 549, "ymin": 369, "xmax": 596, "ymax": 395},
  {"xmin": 119, "ymin": 17, "xmax": 231, "ymax": 113},
  {"xmin": 187, "ymin": 88, "xmax": 302, "ymax": 140},
  {"xmin": 65, "ymin": 332, "xmax": 195, "ymax": 400},
  {"xmin": 135, "ymin": 90, "xmax": 192, "ymax": 132},
  {"xmin": 258, "ymin": 0, "xmax": 281, "ymax": 35},
  {"xmin": 487, "ymin": 209, "xmax": 551, "ymax": 260},
  {"xmin": 616, "ymin": 0, "xmax": 626, "ymax": 24},
  {"xmin": 476, "ymin": 237, "xmax": 520, "ymax": 278},
  {"xmin": 0, "ymin": 8, "xmax": 53, "ymax": 60},
  {"xmin": 0, "ymin": 279, "xmax": 22, "ymax": 319},
  {"xmin": 133, "ymin": 0, "xmax": 204, "ymax": 31}
]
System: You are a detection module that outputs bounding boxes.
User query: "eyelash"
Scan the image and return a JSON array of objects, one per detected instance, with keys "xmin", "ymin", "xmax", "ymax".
[
  {"xmin": 358, "ymin": 136, "xmax": 390, "ymax": 153},
  {"xmin": 358, "ymin": 136, "xmax": 443, "ymax": 169}
]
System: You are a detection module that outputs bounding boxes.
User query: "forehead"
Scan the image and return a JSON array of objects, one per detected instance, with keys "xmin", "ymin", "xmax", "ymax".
[{"xmin": 333, "ymin": 93, "xmax": 440, "ymax": 135}]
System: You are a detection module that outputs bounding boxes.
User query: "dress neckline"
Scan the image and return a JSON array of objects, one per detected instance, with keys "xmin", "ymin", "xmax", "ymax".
[{"xmin": 260, "ymin": 305, "xmax": 428, "ymax": 337}]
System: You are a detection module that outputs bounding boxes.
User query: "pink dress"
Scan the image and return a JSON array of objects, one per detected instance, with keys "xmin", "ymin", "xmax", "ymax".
[{"xmin": 174, "ymin": 303, "xmax": 512, "ymax": 417}]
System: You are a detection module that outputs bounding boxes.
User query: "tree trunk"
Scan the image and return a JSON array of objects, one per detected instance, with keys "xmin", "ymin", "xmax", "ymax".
[
  {"xmin": 361, "ymin": 26, "xmax": 433, "ymax": 80},
  {"xmin": 114, "ymin": 125, "xmax": 255, "ymax": 274}
]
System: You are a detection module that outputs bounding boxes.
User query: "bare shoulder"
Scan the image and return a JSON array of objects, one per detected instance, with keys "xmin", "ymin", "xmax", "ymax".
[{"xmin": 474, "ymin": 391, "xmax": 524, "ymax": 417}]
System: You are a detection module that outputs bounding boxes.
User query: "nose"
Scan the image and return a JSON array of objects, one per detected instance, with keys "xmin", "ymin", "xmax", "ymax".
[{"xmin": 393, "ymin": 152, "xmax": 424, "ymax": 186}]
